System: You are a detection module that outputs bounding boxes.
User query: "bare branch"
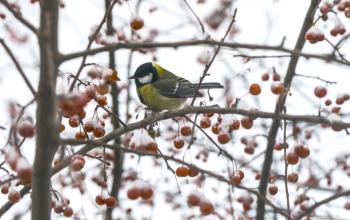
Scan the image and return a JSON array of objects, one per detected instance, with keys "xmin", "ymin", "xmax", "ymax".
[
  {"xmin": 0, "ymin": 0, "xmax": 37, "ymax": 34},
  {"xmin": 0, "ymin": 38, "xmax": 37, "ymax": 98}
]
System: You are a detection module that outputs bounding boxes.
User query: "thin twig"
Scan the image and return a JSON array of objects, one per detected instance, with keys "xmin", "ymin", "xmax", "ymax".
[
  {"xmin": 68, "ymin": 0, "xmax": 118, "ymax": 91},
  {"xmin": 0, "ymin": 39, "xmax": 37, "ymax": 98},
  {"xmin": 0, "ymin": 0, "xmax": 37, "ymax": 34},
  {"xmin": 282, "ymin": 109, "xmax": 291, "ymax": 219},
  {"xmin": 182, "ymin": 0, "xmax": 206, "ymax": 34},
  {"xmin": 190, "ymin": 9, "xmax": 237, "ymax": 106}
]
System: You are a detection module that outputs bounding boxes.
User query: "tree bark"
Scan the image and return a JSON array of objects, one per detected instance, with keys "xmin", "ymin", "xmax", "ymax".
[{"xmin": 32, "ymin": 1, "xmax": 59, "ymax": 219}]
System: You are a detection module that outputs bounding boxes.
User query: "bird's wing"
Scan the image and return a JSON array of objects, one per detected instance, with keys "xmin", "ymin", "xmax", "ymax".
[{"xmin": 152, "ymin": 78, "xmax": 203, "ymax": 98}]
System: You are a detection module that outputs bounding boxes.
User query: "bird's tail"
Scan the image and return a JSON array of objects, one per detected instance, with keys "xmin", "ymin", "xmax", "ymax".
[{"xmin": 192, "ymin": 82, "xmax": 224, "ymax": 89}]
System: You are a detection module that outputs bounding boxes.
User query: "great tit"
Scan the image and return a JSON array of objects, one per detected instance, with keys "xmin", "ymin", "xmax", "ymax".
[{"xmin": 129, "ymin": 62, "xmax": 223, "ymax": 111}]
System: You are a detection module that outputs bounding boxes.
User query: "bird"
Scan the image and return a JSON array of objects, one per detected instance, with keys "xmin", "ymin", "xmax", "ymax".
[{"xmin": 129, "ymin": 62, "xmax": 223, "ymax": 111}]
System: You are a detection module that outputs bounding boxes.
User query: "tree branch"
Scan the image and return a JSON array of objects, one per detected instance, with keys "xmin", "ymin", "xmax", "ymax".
[
  {"xmin": 0, "ymin": 0, "xmax": 37, "ymax": 34},
  {"xmin": 256, "ymin": 0, "xmax": 320, "ymax": 218}
]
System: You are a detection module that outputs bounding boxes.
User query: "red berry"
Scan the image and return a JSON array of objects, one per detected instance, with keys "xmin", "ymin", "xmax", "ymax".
[
  {"xmin": 63, "ymin": 206, "xmax": 73, "ymax": 217},
  {"xmin": 71, "ymin": 155, "xmax": 85, "ymax": 171},
  {"xmin": 200, "ymin": 117, "xmax": 211, "ymax": 129},
  {"xmin": 314, "ymin": 86, "xmax": 327, "ymax": 98},
  {"xmin": 173, "ymin": 138, "xmax": 185, "ymax": 149},
  {"xmin": 287, "ymin": 173, "xmax": 299, "ymax": 183},
  {"xmin": 140, "ymin": 186, "xmax": 153, "ymax": 200},
  {"xmin": 268, "ymin": 185, "xmax": 278, "ymax": 195},
  {"xmin": 217, "ymin": 132, "xmax": 230, "ymax": 144},
  {"xmin": 241, "ymin": 116, "xmax": 253, "ymax": 129},
  {"xmin": 176, "ymin": 166, "xmax": 190, "ymax": 177},
  {"xmin": 180, "ymin": 126, "xmax": 192, "ymax": 136},
  {"xmin": 93, "ymin": 126, "xmax": 105, "ymax": 138},
  {"xmin": 187, "ymin": 193, "xmax": 201, "ymax": 206},
  {"xmin": 127, "ymin": 187, "xmax": 141, "ymax": 200},
  {"xmin": 199, "ymin": 201, "xmax": 214, "ymax": 215},
  {"xmin": 261, "ymin": 73, "xmax": 269, "ymax": 81},
  {"xmin": 271, "ymin": 82, "xmax": 284, "ymax": 95},
  {"xmin": 105, "ymin": 196, "xmax": 117, "ymax": 207},
  {"xmin": 287, "ymin": 152, "xmax": 299, "ymax": 165},
  {"xmin": 8, "ymin": 190, "xmax": 21, "ymax": 203},
  {"xmin": 95, "ymin": 195, "xmax": 105, "ymax": 205},
  {"xmin": 18, "ymin": 120, "xmax": 35, "ymax": 138}
]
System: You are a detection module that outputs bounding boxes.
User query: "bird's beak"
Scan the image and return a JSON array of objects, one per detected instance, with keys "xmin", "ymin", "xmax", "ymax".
[{"xmin": 128, "ymin": 75, "xmax": 135, "ymax": 79}]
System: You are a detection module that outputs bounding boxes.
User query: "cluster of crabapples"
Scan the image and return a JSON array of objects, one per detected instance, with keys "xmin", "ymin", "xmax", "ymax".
[
  {"xmin": 187, "ymin": 192, "xmax": 215, "ymax": 216},
  {"xmin": 59, "ymin": 67, "xmax": 120, "ymax": 140},
  {"xmin": 305, "ymin": 0, "xmax": 349, "ymax": 43},
  {"xmin": 126, "ymin": 184, "xmax": 154, "ymax": 201},
  {"xmin": 52, "ymin": 199, "xmax": 74, "ymax": 218}
]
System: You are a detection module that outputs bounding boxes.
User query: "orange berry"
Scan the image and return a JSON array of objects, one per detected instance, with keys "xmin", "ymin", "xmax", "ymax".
[
  {"xmin": 180, "ymin": 126, "xmax": 192, "ymax": 136},
  {"xmin": 105, "ymin": 196, "xmax": 117, "ymax": 207},
  {"xmin": 18, "ymin": 120, "xmax": 35, "ymax": 138},
  {"xmin": 314, "ymin": 86, "xmax": 327, "ymax": 98},
  {"xmin": 294, "ymin": 144, "xmax": 310, "ymax": 158},
  {"xmin": 95, "ymin": 195, "xmax": 105, "ymax": 205},
  {"xmin": 83, "ymin": 121, "xmax": 94, "ymax": 133},
  {"xmin": 229, "ymin": 119, "xmax": 240, "ymax": 131},
  {"xmin": 271, "ymin": 82, "xmax": 284, "ymax": 95},
  {"xmin": 187, "ymin": 193, "xmax": 201, "ymax": 206},
  {"xmin": 140, "ymin": 186, "xmax": 153, "ymax": 200},
  {"xmin": 68, "ymin": 116, "xmax": 80, "ymax": 128},
  {"xmin": 217, "ymin": 132, "xmax": 230, "ymax": 144},
  {"xmin": 130, "ymin": 17, "xmax": 144, "ymax": 30},
  {"xmin": 1, "ymin": 185, "xmax": 9, "ymax": 194},
  {"xmin": 96, "ymin": 84, "xmax": 109, "ymax": 95},
  {"xmin": 145, "ymin": 142, "xmax": 158, "ymax": 152},
  {"xmin": 231, "ymin": 173, "xmax": 241, "ymax": 185},
  {"xmin": 78, "ymin": 110, "xmax": 86, "ymax": 119},
  {"xmin": 287, "ymin": 173, "xmax": 299, "ymax": 183},
  {"xmin": 8, "ymin": 190, "xmax": 21, "ymax": 203},
  {"xmin": 286, "ymin": 152, "xmax": 299, "ymax": 165},
  {"xmin": 71, "ymin": 155, "xmax": 85, "ymax": 171},
  {"xmin": 63, "ymin": 206, "xmax": 73, "ymax": 217},
  {"xmin": 241, "ymin": 116, "xmax": 253, "ymax": 129},
  {"xmin": 173, "ymin": 138, "xmax": 185, "ymax": 149},
  {"xmin": 211, "ymin": 122, "xmax": 221, "ymax": 134},
  {"xmin": 93, "ymin": 126, "xmax": 105, "ymax": 138},
  {"xmin": 199, "ymin": 201, "xmax": 214, "ymax": 215},
  {"xmin": 188, "ymin": 167, "xmax": 199, "ymax": 177},
  {"xmin": 127, "ymin": 187, "xmax": 141, "ymax": 200},
  {"xmin": 249, "ymin": 83, "xmax": 261, "ymax": 95},
  {"xmin": 75, "ymin": 131, "xmax": 87, "ymax": 140},
  {"xmin": 96, "ymin": 95, "xmax": 108, "ymax": 106},
  {"xmin": 200, "ymin": 117, "xmax": 211, "ymax": 129},
  {"xmin": 176, "ymin": 166, "xmax": 190, "ymax": 177}
]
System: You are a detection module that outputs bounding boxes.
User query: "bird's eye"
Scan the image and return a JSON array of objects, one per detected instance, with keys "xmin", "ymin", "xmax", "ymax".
[{"xmin": 137, "ymin": 73, "xmax": 153, "ymax": 84}]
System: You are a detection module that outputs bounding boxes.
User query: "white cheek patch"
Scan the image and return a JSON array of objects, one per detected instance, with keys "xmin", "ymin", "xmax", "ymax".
[{"xmin": 137, "ymin": 73, "xmax": 153, "ymax": 84}]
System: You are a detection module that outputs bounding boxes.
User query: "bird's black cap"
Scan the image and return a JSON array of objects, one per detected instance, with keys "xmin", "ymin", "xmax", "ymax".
[{"xmin": 129, "ymin": 62, "xmax": 157, "ymax": 79}]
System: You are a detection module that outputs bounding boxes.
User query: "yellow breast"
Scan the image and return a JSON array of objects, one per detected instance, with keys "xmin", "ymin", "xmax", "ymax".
[{"xmin": 138, "ymin": 84, "xmax": 186, "ymax": 111}]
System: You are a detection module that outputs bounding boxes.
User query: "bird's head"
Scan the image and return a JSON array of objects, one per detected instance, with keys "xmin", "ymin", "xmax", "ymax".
[{"xmin": 129, "ymin": 62, "xmax": 158, "ymax": 87}]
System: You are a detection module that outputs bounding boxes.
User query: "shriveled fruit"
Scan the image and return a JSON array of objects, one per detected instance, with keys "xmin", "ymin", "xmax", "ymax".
[
  {"xmin": 200, "ymin": 117, "xmax": 211, "ymax": 128},
  {"xmin": 314, "ymin": 86, "xmax": 327, "ymax": 98},
  {"xmin": 180, "ymin": 126, "xmax": 192, "ymax": 136}
]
